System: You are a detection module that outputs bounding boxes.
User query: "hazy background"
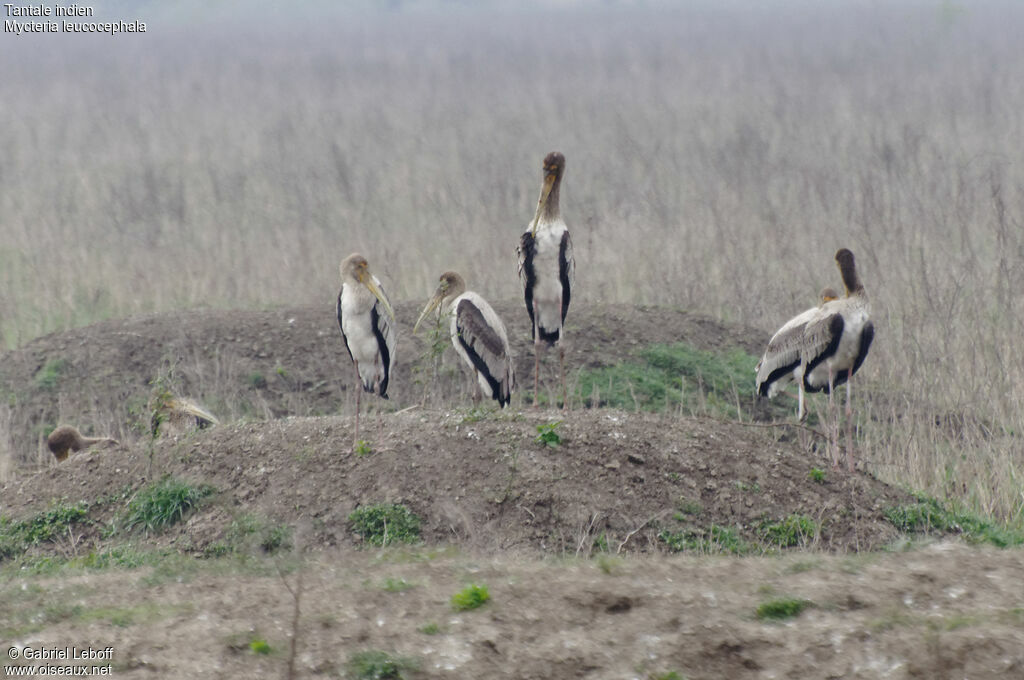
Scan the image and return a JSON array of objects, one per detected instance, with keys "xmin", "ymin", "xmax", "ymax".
[{"xmin": 2, "ymin": 1, "xmax": 1023, "ymax": 519}]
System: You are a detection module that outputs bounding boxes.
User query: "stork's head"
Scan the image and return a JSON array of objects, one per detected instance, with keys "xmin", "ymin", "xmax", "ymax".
[
  {"xmin": 834, "ymin": 248, "xmax": 864, "ymax": 294},
  {"xmin": 820, "ymin": 287, "xmax": 839, "ymax": 304},
  {"xmin": 413, "ymin": 271, "xmax": 467, "ymax": 334},
  {"xmin": 340, "ymin": 253, "xmax": 394, "ymax": 320},
  {"xmin": 531, "ymin": 151, "xmax": 566, "ymax": 236}
]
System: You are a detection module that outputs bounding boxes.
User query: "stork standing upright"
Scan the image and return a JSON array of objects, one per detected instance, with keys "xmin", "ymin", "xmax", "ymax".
[
  {"xmin": 755, "ymin": 287, "xmax": 839, "ymax": 421},
  {"xmin": 517, "ymin": 151, "xmax": 575, "ymax": 408},
  {"xmin": 337, "ymin": 253, "xmax": 397, "ymax": 451},
  {"xmin": 413, "ymin": 271, "xmax": 515, "ymax": 407},
  {"xmin": 800, "ymin": 248, "xmax": 875, "ymax": 471}
]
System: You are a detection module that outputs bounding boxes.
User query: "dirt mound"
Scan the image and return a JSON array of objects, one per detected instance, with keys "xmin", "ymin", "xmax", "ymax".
[
  {"xmin": 2, "ymin": 407, "xmax": 912, "ymax": 557},
  {"xmin": 0, "ymin": 302, "xmax": 767, "ymax": 467}
]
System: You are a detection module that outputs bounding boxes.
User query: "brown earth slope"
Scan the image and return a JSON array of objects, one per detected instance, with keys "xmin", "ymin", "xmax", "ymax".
[
  {"xmin": 0, "ymin": 301, "xmax": 766, "ymax": 466},
  {"xmin": 2, "ymin": 408, "xmax": 912, "ymax": 558}
]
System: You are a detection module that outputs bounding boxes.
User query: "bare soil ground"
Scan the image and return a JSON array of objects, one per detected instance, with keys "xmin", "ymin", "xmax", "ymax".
[{"xmin": 2, "ymin": 305, "xmax": 1022, "ymax": 679}]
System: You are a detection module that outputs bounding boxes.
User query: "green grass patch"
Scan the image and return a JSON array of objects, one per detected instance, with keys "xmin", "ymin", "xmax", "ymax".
[
  {"xmin": 658, "ymin": 524, "xmax": 751, "ymax": 555},
  {"xmin": 346, "ymin": 650, "xmax": 419, "ymax": 680},
  {"xmin": 34, "ymin": 358, "xmax": 67, "ymax": 390},
  {"xmin": 884, "ymin": 494, "xmax": 1024, "ymax": 548},
  {"xmin": 249, "ymin": 639, "xmax": 272, "ymax": 655},
  {"xmin": 224, "ymin": 513, "xmax": 293, "ymax": 555},
  {"xmin": 0, "ymin": 500, "xmax": 91, "ymax": 560},
  {"xmin": 808, "ymin": 468, "xmax": 826, "ymax": 483},
  {"xmin": 450, "ymin": 583, "xmax": 490, "ymax": 611},
  {"xmin": 348, "ymin": 504, "xmax": 421, "ymax": 546},
  {"xmin": 574, "ymin": 343, "xmax": 764, "ymax": 418},
  {"xmin": 122, "ymin": 476, "xmax": 215, "ymax": 535},
  {"xmin": 756, "ymin": 597, "xmax": 812, "ymax": 621},
  {"xmin": 381, "ymin": 577, "xmax": 415, "ymax": 592},
  {"xmin": 535, "ymin": 421, "xmax": 562, "ymax": 447},
  {"xmin": 758, "ymin": 515, "xmax": 818, "ymax": 548}
]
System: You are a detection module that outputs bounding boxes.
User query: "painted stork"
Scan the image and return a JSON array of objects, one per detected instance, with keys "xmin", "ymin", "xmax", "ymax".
[
  {"xmin": 337, "ymin": 253, "xmax": 397, "ymax": 450},
  {"xmin": 413, "ymin": 271, "xmax": 515, "ymax": 407},
  {"xmin": 755, "ymin": 286, "xmax": 839, "ymax": 420},
  {"xmin": 517, "ymin": 151, "xmax": 575, "ymax": 408},
  {"xmin": 800, "ymin": 248, "xmax": 874, "ymax": 471}
]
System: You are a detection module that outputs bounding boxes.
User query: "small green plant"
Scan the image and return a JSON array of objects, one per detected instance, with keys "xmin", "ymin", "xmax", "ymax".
[
  {"xmin": 650, "ymin": 672, "xmax": 687, "ymax": 680},
  {"xmin": 535, "ymin": 421, "xmax": 562, "ymax": 447},
  {"xmin": 756, "ymin": 597, "xmax": 812, "ymax": 620},
  {"xmin": 246, "ymin": 372, "xmax": 267, "ymax": 389},
  {"xmin": 808, "ymin": 468, "xmax": 826, "ymax": 483},
  {"xmin": 659, "ymin": 525, "xmax": 750, "ymax": 555},
  {"xmin": 674, "ymin": 497, "xmax": 702, "ymax": 516},
  {"xmin": 381, "ymin": 577, "xmax": 414, "ymax": 592},
  {"xmin": 348, "ymin": 504, "xmax": 421, "ymax": 546},
  {"xmin": 0, "ymin": 501, "xmax": 91, "ymax": 559},
  {"xmin": 34, "ymin": 358, "xmax": 67, "ymax": 390},
  {"xmin": 758, "ymin": 515, "xmax": 818, "ymax": 548},
  {"xmin": 249, "ymin": 639, "xmax": 272, "ymax": 655},
  {"xmin": 596, "ymin": 554, "xmax": 621, "ymax": 575},
  {"xmin": 354, "ymin": 440, "xmax": 373, "ymax": 457},
  {"xmin": 346, "ymin": 650, "xmax": 419, "ymax": 680},
  {"xmin": 224, "ymin": 514, "xmax": 293, "ymax": 555},
  {"xmin": 122, "ymin": 477, "xmax": 215, "ymax": 535},
  {"xmin": 418, "ymin": 622, "xmax": 441, "ymax": 635},
  {"xmin": 450, "ymin": 584, "xmax": 490, "ymax": 611}
]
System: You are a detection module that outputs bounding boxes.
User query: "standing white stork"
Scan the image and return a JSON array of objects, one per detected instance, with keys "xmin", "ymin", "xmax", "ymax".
[
  {"xmin": 413, "ymin": 271, "xmax": 515, "ymax": 407},
  {"xmin": 755, "ymin": 286, "xmax": 839, "ymax": 420},
  {"xmin": 517, "ymin": 151, "xmax": 575, "ymax": 408},
  {"xmin": 337, "ymin": 253, "xmax": 396, "ymax": 450},
  {"xmin": 800, "ymin": 248, "xmax": 874, "ymax": 471}
]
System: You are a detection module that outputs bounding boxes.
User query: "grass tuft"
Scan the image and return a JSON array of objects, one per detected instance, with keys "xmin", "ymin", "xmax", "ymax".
[
  {"xmin": 346, "ymin": 650, "xmax": 419, "ymax": 680},
  {"xmin": 450, "ymin": 583, "xmax": 490, "ymax": 611},
  {"xmin": 659, "ymin": 524, "xmax": 750, "ymax": 555},
  {"xmin": 348, "ymin": 504, "xmax": 421, "ymax": 546},
  {"xmin": 756, "ymin": 597, "xmax": 812, "ymax": 620},
  {"xmin": 534, "ymin": 421, "xmax": 562, "ymax": 447},
  {"xmin": 758, "ymin": 515, "xmax": 818, "ymax": 548},
  {"xmin": 122, "ymin": 477, "xmax": 215, "ymax": 535}
]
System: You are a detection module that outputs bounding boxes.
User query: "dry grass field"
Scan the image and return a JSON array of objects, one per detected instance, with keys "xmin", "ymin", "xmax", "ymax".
[
  {"xmin": 2, "ymin": 2, "xmax": 1024, "ymax": 676},
  {"xmin": 2, "ymin": 0, "xmax": 1021, "ymax": 522}
]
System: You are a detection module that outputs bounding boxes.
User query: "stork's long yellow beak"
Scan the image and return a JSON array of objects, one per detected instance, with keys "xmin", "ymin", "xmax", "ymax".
[
  {"xmin": 412, "ymin": 290, "xmax": 444, "ymax": 335},
  {"xmin": 530, "ymin": 173, "xmax": 556, "ymax": 238},
  {"xmin": 364, "ymin": 277, "xmax": 395, "ymax": 321}
]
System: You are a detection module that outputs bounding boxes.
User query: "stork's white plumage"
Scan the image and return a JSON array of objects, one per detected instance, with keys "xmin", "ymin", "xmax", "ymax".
[
  {"xmin": 755, "ymin": 287, "xmax": 839, "ymax": 419},
  {"xmin": 517, "ymin": 151, "xmax": 574, "ymax": 408},
  {"xmin": 757, "ymin": 249, "xmax": 874, "ymax": 471},
  {"xmin": 414, "ymin": 271, "xmax": 515, "ymax": 407},
  {"xmin": 800, "ymin": 248, "xmax": 874, "ymax": 471},
  {"xmin": 337, "ymin": 253, "xmax": 396, "ymax": 450}
]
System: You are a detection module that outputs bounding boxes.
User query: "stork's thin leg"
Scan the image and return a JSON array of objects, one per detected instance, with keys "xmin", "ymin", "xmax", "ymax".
[
  {"xmin": 844, "ymin": 376, "xmax": 854, "ymax": 472},
  {"xmin": 828, "ymin": 370, "xmax": 839, "ymax": 470},
  {"xmin": 352, "ymin": 365, "xmax": 362, "ymax": 453},
  {"xmin": 473, "ymin": 376, "xmax": 482, "ymax": 404},
  {"xmin": 559, "ymin": 344, "xmax": 567, "ymax": 411},
  {"xmin": 533, "ymin": 300, "xmax": 541, "ymax": 408},
  {"xmin": 797, "ymin": 364, "xmax": 807, "ymax": 422},
  {"xmin": 375, "ymin": 376, "xmax": 384, "ymax": 449}
]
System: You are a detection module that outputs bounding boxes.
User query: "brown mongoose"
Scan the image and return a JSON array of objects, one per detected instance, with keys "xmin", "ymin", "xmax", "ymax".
[{"xmin": 46, "ymin": 426, "xmax": 118, "ymax": 462}]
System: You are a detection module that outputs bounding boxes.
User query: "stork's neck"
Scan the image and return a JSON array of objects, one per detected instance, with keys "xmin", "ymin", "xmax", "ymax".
[
  {"xmin": 542, "ymin": 176, "xmax": 561, "ymax": 221},
  {"xmin": 839, "ymin": 259, "xmax": 865, "ymax": 296}
]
